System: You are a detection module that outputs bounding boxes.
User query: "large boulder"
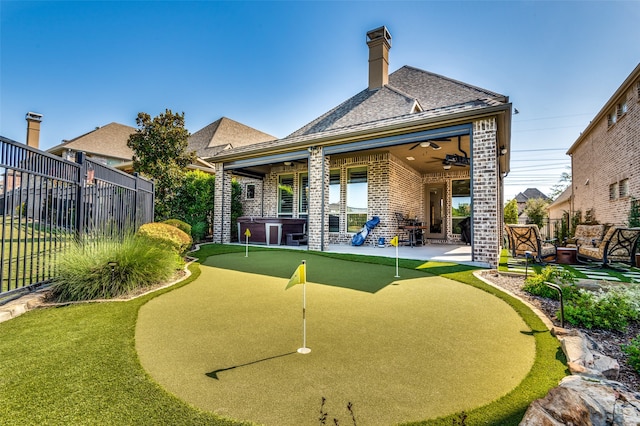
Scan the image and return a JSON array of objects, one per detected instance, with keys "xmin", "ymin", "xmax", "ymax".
[
  {"xmin": 520, "ymin": 375, "xmax": 640, "ymax": 425},
  {"xmin": 553, "ymin": 327, "xmax": 619, "ymax": 380}
]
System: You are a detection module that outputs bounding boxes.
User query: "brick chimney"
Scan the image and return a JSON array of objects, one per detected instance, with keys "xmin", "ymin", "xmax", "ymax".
[
  {"xmin": 366, "ymin": 26, "xmax": 392, "ymax": 91},
  {"xmin": 25, "ymin": 112, "xmax": 43, "ymax": 149}
]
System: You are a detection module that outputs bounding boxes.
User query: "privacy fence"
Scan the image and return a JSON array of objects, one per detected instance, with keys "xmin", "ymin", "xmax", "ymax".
[{"xmin": 0, "ymin": 136, "xmax": 154, "ymax": 299}]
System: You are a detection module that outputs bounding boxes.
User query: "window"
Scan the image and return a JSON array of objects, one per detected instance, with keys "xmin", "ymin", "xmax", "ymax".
[
  {"xmin": 610, "ymin": 183, "xmax": 618, "ymax": 200},
  {"xmin": 329, "ymin": 169, "xmax": 340, "ymax": 232},
  {"xmin": 299, "ymin": 173, "xmax": 309, "ymax": 215},
  {"xmin": 451, "ymin": 179, "xmax": 471, "ymax": 234},
  {"xmin": 608, "ymin": 111, "xmax": 617, "ymax": 127},
  {"xmin": 245, "ymin": 184, "xmax": 256, "ymax": 200},
  {"xmin": 619, "ymin": 102, "xmax": 628, "ymax": 116},
  {"xmin": 620, "ymin": 179, "xmax": 629, "ymax": 198},
  {"xmin": 346, "ymin": 167, "xmax": 367, "ymax": 232},
  {"xmin": 278, "ymin": 174, "xmax": 294, "ymax": 217}
]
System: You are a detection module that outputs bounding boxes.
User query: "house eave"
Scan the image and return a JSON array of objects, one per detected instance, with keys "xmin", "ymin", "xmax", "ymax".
[
  {"xmin": 567, "ymin": 62, "xmax": 640, "ymax": 155},
  {"xmin": 213, "ymin": 103, "xmax": 511, "ymax": 163}
]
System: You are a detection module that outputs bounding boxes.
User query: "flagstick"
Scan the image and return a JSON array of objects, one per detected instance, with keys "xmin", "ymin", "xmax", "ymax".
[
  {"xmin": 298, "ymin": 260, "xmax": 311, "ymax": 354},
  {"xmin": 394, "ymin": 241, "xmax": 400, "ymax": 278},
  {"xmin": 245, "ymin": 234, "xmax": 249, "ymax": 257}
]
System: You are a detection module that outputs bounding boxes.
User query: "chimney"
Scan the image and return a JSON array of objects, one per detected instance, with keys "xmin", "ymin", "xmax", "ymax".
[
  {"xmin": 366, "ymin": 26, "xmax": 392, "ymax": 91},
  {"xmin": 25, "ymin": 112, "xmax": 43, "ymax": 149}
]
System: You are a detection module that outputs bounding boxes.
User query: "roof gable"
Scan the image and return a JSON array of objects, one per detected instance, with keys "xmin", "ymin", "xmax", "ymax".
[
  {"xmin": 288, "ymin": 65, "xmax": 507, "ymax": 138},
  {"xmin": 188, "ymin": 117, "xmax": 276, "ymax": 159},
  {"xmin": 47, "ymin": 122, "xmax": 136, "ymax": 160}
]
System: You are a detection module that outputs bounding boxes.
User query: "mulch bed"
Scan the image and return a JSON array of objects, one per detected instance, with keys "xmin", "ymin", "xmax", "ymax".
[{"xmin": 479, "ymin": 270, "xmax": 640, "ymax": 391}]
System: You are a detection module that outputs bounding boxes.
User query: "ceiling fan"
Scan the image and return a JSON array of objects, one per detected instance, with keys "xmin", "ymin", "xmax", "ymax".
[
  {"xmin": 442, "ymin": 136, "xmax": 470, "ymax": 168},
  {"xmin": 408, "ymin": 137, "xmax": 451, "ymax": 151}
]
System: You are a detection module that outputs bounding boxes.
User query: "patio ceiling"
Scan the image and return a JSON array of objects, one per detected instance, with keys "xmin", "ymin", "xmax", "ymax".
[{"xmin": 229, "ymin": 134, "xmax": 472, "ymax": 178}]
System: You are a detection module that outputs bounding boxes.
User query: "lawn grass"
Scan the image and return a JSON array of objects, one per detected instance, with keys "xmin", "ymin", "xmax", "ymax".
[{"xmin": 0, "ymin": 244, "xmax": 567, "ymax": 425}]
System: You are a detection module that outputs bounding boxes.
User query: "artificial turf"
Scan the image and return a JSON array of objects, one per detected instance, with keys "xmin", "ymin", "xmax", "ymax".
[
  {"xmin": 135, "ymin": 251, "xmax": 535, "ymax": 425},
  {"xmin": 0, "ymin": 244, "xmax": 567, "ymax": 425}
]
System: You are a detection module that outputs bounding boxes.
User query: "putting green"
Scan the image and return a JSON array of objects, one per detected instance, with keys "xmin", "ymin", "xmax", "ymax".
[{"xmin": 135, "ymin": 252, "xmax": 535, "ymax": 425}]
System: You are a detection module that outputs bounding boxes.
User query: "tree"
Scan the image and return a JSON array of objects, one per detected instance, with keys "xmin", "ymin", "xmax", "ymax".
[
  {"xmin": 504, "ymin": 199, "xmax": 518, "ymax": 224},
  {"xmin": 549, "ymin": 170, "xmax": 571, "ymax": 200},
  {"xmin": 171, "ymin": 170, "xmax": 215, "ymax": 240},
  {"xmin": 524, "ymin": 198, "xmax": 548, "ymax": 228},
  {"xmin": 127, "ymin": 109, "xmax": 196, "ymax": 220}
]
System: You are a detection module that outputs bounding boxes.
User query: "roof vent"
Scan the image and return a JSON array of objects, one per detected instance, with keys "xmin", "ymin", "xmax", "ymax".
[{"xmin": 366, "ymin": 26, "xmax": 392, "ymax": 91}]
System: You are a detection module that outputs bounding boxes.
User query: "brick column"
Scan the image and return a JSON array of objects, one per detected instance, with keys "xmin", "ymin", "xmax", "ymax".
[
  {"xmin": 307, "ymin": 147, "xmax": 329, "ymax": 251},
  {"xmin": 472, "ymin": 118, "xmax": 500, "ymax": 267},
  {"xmin": 212, "ymin": 163, "xmax": 232, "ymax": 244}
]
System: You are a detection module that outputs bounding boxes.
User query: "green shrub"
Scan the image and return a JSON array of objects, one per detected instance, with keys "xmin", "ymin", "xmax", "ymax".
[
  {"xmin": 162, "ymin": 219, "xmax": 192, "ymax": 236},
  {"xmin": 50, "ymin": 236, "xmax": 182, "ymax": 301},
  {"xmin": 190, "ymin": 221, "xmax": 207, "ymax": 242},
  {"xmin": 622, "ymin": 335, "xmax": 640, "ymax": 373},
  {"xmin": 564, "ymin": 287, "xmax": 639, "ymax": 331},
  {"xmin": 137, "ymin": 222, "xmax": 192, "ymax": 254},
  {"xmin": 523, "ymin": 266, "xmax": 577, "ymax": 300}
]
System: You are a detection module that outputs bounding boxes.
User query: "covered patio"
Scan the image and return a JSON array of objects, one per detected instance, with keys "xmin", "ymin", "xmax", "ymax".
[{"xmin": 231, "ymin": 241, "xmax": 477, "ymax": 266}]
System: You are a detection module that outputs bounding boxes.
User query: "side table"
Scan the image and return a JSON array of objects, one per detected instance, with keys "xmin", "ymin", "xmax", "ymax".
[{"xmin": 556, "ymin": 247, "xmax": 577, "ymax": 265}]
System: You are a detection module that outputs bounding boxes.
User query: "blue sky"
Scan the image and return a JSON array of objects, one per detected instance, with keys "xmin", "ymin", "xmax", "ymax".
[{"xmin": 1, "ymin": 1, "xmax": 639, "ymax": 201}]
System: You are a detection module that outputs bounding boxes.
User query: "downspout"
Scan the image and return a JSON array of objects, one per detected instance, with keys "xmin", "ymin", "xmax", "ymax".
[
  {"xmin": 469, "ymin": 131, "xmax": 474, "ymax": 261},
  {"xmin": 320, "ymin": 149, "xmax": 325, "ymax": 251}
]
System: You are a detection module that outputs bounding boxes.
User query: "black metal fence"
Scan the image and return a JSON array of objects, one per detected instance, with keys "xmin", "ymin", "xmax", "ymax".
[{"xmin": 1, "ymin": 136, "xmax": 154, "ymax": 299}]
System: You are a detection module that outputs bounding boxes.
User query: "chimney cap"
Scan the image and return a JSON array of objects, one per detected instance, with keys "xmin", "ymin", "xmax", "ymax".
[
  {"xmin": 26, "ymin": 112, "xmax": 43, "ymax": 122},
  {"xmin": 366, "ymin": 26, "xmax": 391, "ymax": 47}
]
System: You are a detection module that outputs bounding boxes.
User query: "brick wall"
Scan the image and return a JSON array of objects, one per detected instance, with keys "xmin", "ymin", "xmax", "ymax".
[
  {"xmin": 572, "ymin": 78, "xmax": 639, "ymax": 226},
  {"xmin": 423, "ymin": 169, "xmax": 470, "ymax": 242},
  {"xmin": 472, "ymin": 118, "xmax": 500, "ymax": 267},
  {"xmin": 212, "ymin": 163, "xmax": 232, "ymax": 243},
  {"xmin": 236, "ymin": 176, "xmax": 264, "ymax": 217}
]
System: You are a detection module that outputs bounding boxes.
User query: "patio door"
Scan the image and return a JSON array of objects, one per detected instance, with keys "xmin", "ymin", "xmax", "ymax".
[{"xmin": 425, "ymin": 186, "xmax": 445, "ymax": 239}]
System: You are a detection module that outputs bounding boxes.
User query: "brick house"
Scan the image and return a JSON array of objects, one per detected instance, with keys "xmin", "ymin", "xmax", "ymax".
[
  {"xmin": 567, "ymin": 63, "xmax": 640, "ymax": 226},
  {"xmin": 209, "ymin": 26, "xmax": 512, "ymax": 268}
]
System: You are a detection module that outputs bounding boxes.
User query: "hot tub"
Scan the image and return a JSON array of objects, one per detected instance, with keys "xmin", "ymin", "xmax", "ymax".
[{"xmin": 237, "ymin": 217, "xmax": 307, "ymax": 245}]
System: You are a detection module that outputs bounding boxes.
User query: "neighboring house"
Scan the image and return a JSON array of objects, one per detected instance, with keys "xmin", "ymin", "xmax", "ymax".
[
  {"xmin": 48, "ymin": 117, "xmax": 275, "ymax": 176},
  {"xmin": 188, "ymin": 117, "xmax": 276, "ymax": 161},
  {"xmin": 514, "ymin": 187, "xmax": 552, "ymax": 224},
  {"xmin": 567, "ymin": 63, "xmax": 640, "ymax": 226},
  {"xmin": 514, "ymin": 188, "xmax": 551, "ymax": 215},
  {"xmin": 47, "ymin": 122, "xmax": 137, "ymax": 167},
  {"xmin": 209, "ymin": 26, "xmax": 512, "ymax": 267},
  {"xmin": 547, "ymin": 186, "xmax": 572, "ymax": 222}
]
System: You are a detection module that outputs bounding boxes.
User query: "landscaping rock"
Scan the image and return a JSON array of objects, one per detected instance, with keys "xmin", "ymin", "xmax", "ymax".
[
  {"xmin": 520, "ymin": 375, "xmax": 640, "ymax": 426},
  {"xmin": 553, "ymin": 327, "xmax": 619, "ymax": 380}
]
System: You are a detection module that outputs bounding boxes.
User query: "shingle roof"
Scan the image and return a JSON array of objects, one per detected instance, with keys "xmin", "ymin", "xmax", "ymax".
[
  {"xmin": 47, "ymin": 122, "xmax": 136, "ymax": 160},
  {"xmin": 188, "ymin": 117, "xmax": 277, "ymax": 159},
  {"xmin": 287, "ymin": 65, "xmax": 506, "ymax": 138},
  {"xmin": 515, "ymin": 188, "xmax": 551, "ymax": 203}
]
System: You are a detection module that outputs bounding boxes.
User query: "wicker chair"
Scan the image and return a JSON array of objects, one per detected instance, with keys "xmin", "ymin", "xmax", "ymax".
[
  {"xmin": 577, "ymin": 227, "xmax": 640, "ymax": 268},
  {"xmin": 505, "ymin": 224, "xmax": 557, "ymax": 263}
]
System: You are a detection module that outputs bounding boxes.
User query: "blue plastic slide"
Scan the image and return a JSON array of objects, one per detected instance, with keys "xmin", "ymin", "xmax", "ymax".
[{"xmin": 351, "ymin": 216, "xmax": 380, "ymax": 246}]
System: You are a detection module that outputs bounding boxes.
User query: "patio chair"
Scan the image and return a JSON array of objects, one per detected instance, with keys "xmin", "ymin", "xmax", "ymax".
[
  {"xmin": 504, "ymin": 224, "xmax": 557, "ymax": 263},
  {"xmin": 577, "ymin": 227, "xmax": 640, "ymax": 268}
]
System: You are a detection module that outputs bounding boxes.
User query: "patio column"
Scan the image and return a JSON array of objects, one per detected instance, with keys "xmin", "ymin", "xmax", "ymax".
[
  {"xmin": 307, "ymin": 146, "xmax": 329, "ymax": 251},
  {"xmin": 472, "ymin": 118, "xmax": 500, "ymax": 268},
  {"xmin": 213, "ymin": 162, "xmax": 232, "ymax": 244}
]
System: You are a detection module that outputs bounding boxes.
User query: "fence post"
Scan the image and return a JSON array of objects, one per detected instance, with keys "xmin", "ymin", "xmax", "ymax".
[
  {"xmin": 75, "ymin": 152, "xmax": 86, "ymax": 244},
  {"xmin": 133, "ymin": 172, "xmax": 139, "ymax": 231}
]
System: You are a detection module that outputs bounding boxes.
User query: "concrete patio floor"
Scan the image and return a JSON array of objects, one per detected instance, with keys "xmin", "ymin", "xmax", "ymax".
[{"xmin": 231, "ymin": 242, "xmax": 481, "ymax": 267}]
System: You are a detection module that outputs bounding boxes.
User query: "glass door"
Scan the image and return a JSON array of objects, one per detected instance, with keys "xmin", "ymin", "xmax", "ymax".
[{"xmin": 425, "ymin": 186, "xmax": 444, "ymax": 239}]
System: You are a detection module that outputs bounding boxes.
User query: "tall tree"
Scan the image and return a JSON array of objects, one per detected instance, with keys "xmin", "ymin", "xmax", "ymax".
[
  {"xmin": 127, "ymin": 110, "xmax": 196, "ymax": 220},
  {"xmin": 504, "ymin": 198, "xmax": 519, "ymax": 224},
  {"xmin": 549, "ymin": 170, "xmax": 572, "ymax": 200},
  {"xmin": 524, "ymin": 198, "xmax": 548, "ymax": 228}
]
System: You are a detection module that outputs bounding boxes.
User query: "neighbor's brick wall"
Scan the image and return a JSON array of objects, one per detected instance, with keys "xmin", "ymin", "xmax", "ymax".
[
  {"xmin": 212, "ymin": 163, "xmax": 232, "ymax": 243},
  {"xmin": 472, "ymin": 118, "xmax": 500, "ymax": 268},
  {"xmin": 572, "ymin": 78, "xmax": 639, "ymax": 226}
]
